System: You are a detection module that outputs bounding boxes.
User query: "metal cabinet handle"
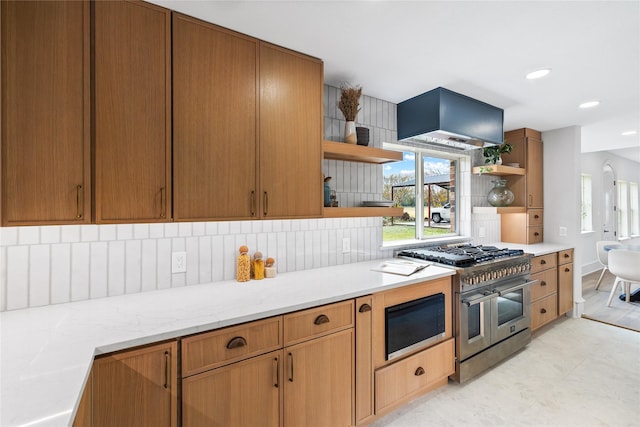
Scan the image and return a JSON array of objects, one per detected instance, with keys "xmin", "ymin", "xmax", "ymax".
[
  {"xmin": 534, "ymin": 214, "xmax": 540, "ymax": 219},
  {"xmin": 541, "ymin": 281, "xmax": 547, "ymax": 286},
  {"xmin": 564, "ymin": 253, "xmax": 570, "ymax": 258},
  {"xmin": 565, "ymin": 267, "xmax": 571, "ymax": 272},
  {"xmin": 76, "ymin": 184, "xmax": 83, "ymax": 219},
  {"xmin": 528, "ymin": 194, "xmax": 533, "ymax": 206},
  {"xmin": 273, "ymin": 357, "xmax": 279, "ymax": 388},
  {"xmin": 359, "ymin": 303, "xmax": 372, "ymax": 313},
  {"xmin": 263, "ymin": 192, "xmax": 269, "ymax": 216},
  {"xmin": 226, "ymin": 336, "xmax": 247, "ymax": 349},
  {"xmin": 164, "ymin": 351, "xmax": 170, "ymax": 389},
  {"xmin": 414, "ymin": 367, "xmax": 425, "ymax": 376},
  {"xmin": 160, "ymin": 187, "xmax": 166, "ymax": 218},
  {"xmin": 314, "ymin": 314, "xmax": 330, "ymax": 325},
  {"xmin": 540, "ymin": 260, "xmax": 546, "ymax": 265},
  {"xmin": 288, "ymin": 352, "xmax": 294, "ymax": 382},
  {"xmin": 541, "ymin": 308, "xmax": 547, "ymax": 314},
  {"xmin": 250, "ymin": 191, "xmax": 256, "ymax": 217}
]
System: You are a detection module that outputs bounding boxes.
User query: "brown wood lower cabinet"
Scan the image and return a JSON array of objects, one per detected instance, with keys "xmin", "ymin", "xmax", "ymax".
[
  {"xmin": 182, "ymin": 350, "xmax": 282, "ymax": 426},
  {"xmin": 284, "ymin": 329, "xmax": 354, "ymax": 427},
  {"xmin": 90, "ymin": 341, "xmax": 178, "ymax": 427},
  {"xmin": 375, "ymin": 338, "xmax": 454, "ymax": 415},
  {"xmin": 530, "ymin": 248, "xmax": 574, "ymax": 331}
]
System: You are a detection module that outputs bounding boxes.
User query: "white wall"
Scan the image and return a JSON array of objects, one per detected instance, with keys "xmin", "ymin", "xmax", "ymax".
[
  {"xmin": 541, "ymin": 126, "xmax": 583, "ymax": 315},
  {"xmin": 580, "ymin": 151, "xmax": 640, "ymax": 275}
]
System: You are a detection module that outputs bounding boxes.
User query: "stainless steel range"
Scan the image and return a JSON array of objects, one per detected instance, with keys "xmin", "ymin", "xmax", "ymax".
[{"xmin": 397, "ymin": 243, "xmax": 536, "ymax": 383}]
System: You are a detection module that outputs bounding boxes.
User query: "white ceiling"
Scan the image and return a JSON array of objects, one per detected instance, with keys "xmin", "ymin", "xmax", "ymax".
[{"xmin": 153, "ymin": 0, "xmax": 640, "ymax": 163}]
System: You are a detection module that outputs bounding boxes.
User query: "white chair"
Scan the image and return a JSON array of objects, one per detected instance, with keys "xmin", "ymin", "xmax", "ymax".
[
  {"xmin": 606, "ymin": 250, "xmax": 640, "ymax": 306},
  {"xmin": 595, "ymin": 240, "xmax": 619, "ymax": 290}
]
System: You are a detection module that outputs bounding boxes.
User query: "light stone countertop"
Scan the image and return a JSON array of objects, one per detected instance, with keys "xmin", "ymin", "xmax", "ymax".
[{"xmin": 0, "ymin": 259, "xmax": 455, "ymax": 427}]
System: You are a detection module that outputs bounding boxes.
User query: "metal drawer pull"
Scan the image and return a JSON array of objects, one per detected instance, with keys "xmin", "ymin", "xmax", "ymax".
[
  {"xmin": 534, "ymin": 214, "xmax": 540, "ymax": 219},
  {"xmin": 226, "ymin": 336, "xmax": 247, "ymax": 349},
  {"xmin": 534, "ymin": 232, "xmax": 540, "ymax": 236},
  {"xmin": 359, "ymin": 304, "xmax": 372, "ymax": 313},
  {"xmin": 314, "ymin": 314, "xmax": 330, "ymax": 325},
  {"xmin": 540, "ymin": 260, "xmax": 546, "ymax": 265},
  {"xmin": 541, "ymin": 308, "xmax": 547, "ymax": 314},
  {"xmin": 564, "ymin": 253, "xmax": 570, "ymax": 258},
  {"xmin": 415, "ymin": 367, "xmax": 425, "ymax": 376},
  {"xmin": 541, "ymin": 281, "xmax": 547, "ymax": 286},
  {"xmin": 565, "ymin": 268, "xmax": 571, "ymax": 272}
]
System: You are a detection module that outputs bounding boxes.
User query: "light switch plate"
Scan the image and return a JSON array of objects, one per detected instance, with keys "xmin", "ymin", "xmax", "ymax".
[
  {"xmin": 559, "ymin": 226, "xmax": 567, "ymax": 237},
  {"xmin": 172, "ymin": 252, "xmax": 187, "ymax": 273}
]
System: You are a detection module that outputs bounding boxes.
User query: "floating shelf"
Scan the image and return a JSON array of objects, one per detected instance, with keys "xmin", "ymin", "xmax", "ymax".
[
  {"xmin": 472, "ymin": 206, "xmax": 527, "ymax": 214},
  {"xmin": 323, "ymin": 207, "xmax": 404, "ymax": 218},
  {"xmin": 323, "ymin": 141, "xmax": 403, "ymax": 164},
  {"xmin": 472, "ymin": 165, "xmax": 525, "ymax": 176}
]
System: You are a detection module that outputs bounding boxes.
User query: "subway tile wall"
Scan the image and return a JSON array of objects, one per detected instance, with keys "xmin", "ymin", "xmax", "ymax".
[
  {"xmin": 0, "ymin": 219, "xmax": 393, "ymax": 311},
  {"xmin": 0, "ymin": 85, "xmax": 398, "ymax": 312},
  {"xmin": 322, "ymin": 85, "xmax": 397, "ymax": 207}
]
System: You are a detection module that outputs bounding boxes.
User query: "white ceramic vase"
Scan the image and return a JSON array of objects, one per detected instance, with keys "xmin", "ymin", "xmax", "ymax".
[{"xmin": 344, "ymin": 121, "xmax": 357, "ymax": 144}]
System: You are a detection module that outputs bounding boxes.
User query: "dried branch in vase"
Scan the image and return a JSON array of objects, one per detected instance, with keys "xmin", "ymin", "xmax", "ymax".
[{"xmin": 338, "ymin": 83, "xmax": 362, "ymax": 122}]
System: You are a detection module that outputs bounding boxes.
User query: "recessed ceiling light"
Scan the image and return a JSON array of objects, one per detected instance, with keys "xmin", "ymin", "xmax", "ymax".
[
  {"xmin": 579, "ymin": 101, "xmax": 600, "ymax": 109},
  {"xmin": 525, "ymin": 68, "xmax": 551, "ymax": 80},
  {"xmin": 621, "ymin": 130, "xmax": 637, "ymax": 136}
]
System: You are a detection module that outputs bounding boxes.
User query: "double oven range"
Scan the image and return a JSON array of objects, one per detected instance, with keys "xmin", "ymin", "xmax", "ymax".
[{"xmin": 398, "ymin": 244, "xmax": 535, "ymax": 383}]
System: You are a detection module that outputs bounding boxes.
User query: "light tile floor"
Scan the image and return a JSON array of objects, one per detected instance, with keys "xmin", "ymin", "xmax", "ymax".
[{"xmin": 371, "ymin": 317, "xmax": 640, "ymax": 426}]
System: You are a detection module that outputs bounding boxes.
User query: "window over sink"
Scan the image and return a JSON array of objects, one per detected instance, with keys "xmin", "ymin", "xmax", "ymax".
[{"xmin": 382, "ymin": 145, "xmax": 463, "ymax": 243}]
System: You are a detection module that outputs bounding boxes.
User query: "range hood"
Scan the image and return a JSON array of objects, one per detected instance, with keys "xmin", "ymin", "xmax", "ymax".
[{"xmin": 397, "ymin": 87, "xmax": 504, "ymax": 150}]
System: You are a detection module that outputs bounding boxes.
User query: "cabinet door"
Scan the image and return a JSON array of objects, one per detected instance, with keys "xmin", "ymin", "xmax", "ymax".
[
  {"xmin": 526, "ymin": 136, "xmax": 543, "ymax": 208},
  {"xmin": 355, "ymin": 296, "xmax": 374, "ymax": 424},
  {"xmin": 558, "ymin": 262, "xmax": 574, "ymax": 315},
  {"xmin": 173, "ymin": 14, "xmax": 258, "ymax": 221},
  {"xmin": 92, "ymin": 342, "xmax": 178, "ymax": 427},
  {"xmin": 182, "ymin": 350, "xmax": 282, "ymax": 427},
  {"xmin": 94, "ymin": 0, "xmax": 171, "ymax": 223},
  {"xmin": 259, "ymin": 43, "xmax": 323, "ymax": 219},
  {"xmin": 284, "ymin": 329, "xmax": 354, "ymax": 427},
  {"xmin": 1, "ymin": 0, "xmax": 90, "ymax": 225}
]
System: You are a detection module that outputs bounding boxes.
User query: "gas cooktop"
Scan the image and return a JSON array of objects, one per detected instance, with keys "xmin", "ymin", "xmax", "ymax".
[{"xmin": 397, "ymin": 244, "xmax": 525, "ymax": 268}]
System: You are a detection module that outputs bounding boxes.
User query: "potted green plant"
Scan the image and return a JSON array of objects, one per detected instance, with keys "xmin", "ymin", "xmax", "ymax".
[{"xmin": 482, "ymin": 143, "xmax": 513, "ymax": 165}]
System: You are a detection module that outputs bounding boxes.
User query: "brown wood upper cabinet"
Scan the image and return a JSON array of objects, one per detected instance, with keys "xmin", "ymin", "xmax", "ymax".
[
  {"xmin": 259, "ymin": 43, "xmax": 323, "ymax": 219},
  {"xmin": 173, "ymin": 14, "xmax": 323, "ymax": 221},
  {"xmin": 503, "ymin": 128, "xmax": 543, "ymax": 209},
  {"xmin": 93, "ymin": 0, "xmax": 171, "ymax": 223},
  {"xmin": 1, "ymin": 0, "xmax": 91, "ymax": 226}
]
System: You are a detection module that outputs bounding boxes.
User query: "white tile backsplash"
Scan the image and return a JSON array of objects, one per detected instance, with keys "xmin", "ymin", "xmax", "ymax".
[{"xmin": 29, "ymin": 245, "xmax": 50, "ymax": 307}]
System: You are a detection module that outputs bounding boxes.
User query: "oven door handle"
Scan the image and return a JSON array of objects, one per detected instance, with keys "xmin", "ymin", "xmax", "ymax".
[
  {"xmin": 462, "ymin": 293, "xmax": 496, "ymax": 307},
  {"xmin": 497, "ymin": 279, "xmax": 538, "ymax": 296}
]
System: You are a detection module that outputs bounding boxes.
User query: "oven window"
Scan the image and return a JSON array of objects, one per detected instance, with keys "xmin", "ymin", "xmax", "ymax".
[
  {"xmin": 496, "ymin": 289, "xmax": 524, "ymax": 325},
  {"xmin": 467, "ymin": 303, "xmax": 481, "ymax": 339}
]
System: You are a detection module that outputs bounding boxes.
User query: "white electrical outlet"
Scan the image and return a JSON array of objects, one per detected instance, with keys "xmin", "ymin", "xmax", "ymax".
[
  {"xmin": 559, "ymin": 226, "xmax": 567, "ymax": 237},
  {"xmin": 172, "ymin": 252, "xmax": 187, "ymax": 273},
  {"xmin": 342, "ymin": 237, "xmax": 350, "ymax": 254}
]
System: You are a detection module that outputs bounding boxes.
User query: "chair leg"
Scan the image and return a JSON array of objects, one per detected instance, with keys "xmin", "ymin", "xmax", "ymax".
[
  {"xmin": 595, "ymin": 267, "xmax": 608, "ymax": 290},
  {"xmin": 625, "ymin": 282, "xmax": 631, "ymax": 303},
  {"xmin": 607, "ymin": 278, "xmax": 623, "ymax": 306}
]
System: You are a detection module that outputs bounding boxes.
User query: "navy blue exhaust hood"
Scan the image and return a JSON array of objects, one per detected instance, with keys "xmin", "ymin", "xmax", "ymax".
[{"xmin": 397, "ymin": 87, "xmax": 504, "ymax": 150}]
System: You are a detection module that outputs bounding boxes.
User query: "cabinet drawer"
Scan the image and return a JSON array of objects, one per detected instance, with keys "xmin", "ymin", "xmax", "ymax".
[
  {"xmin": 558, "ymin": 249, "xmax": 574, "ymax": 265},
  {"xmin": 528, "ymin": 226, "xmax": 543, "ymax": 244},
  {"xmin": 530, "ymin": 294, "xmax": 557, "ymax": 331},
  {"xmin": 530, "ymin": 253, "xmax": 557, "ymax": 274},
  {"xmin": 284, "ymin": 300, "xmax": 354, "ymax": 346},
  {"xmin": 375, "ymin": 338, "xmax": 454, "ymax": 413},
  {"xmin": 530, "ymin": 269, "xmax": 558, "ymax": 301},
  {"xmin": 527, "ymin": 209, "xmax": 543, "ymax": 226},
  {"xmin": 182, "ymin": 316, "xmax": 282, "ymax": 376}
]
